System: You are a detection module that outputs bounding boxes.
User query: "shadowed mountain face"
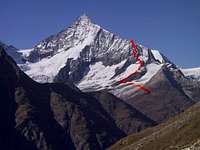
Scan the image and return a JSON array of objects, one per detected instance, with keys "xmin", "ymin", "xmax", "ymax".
[
  {"xmin": 89, "ymin": 91, "xmax": 157, "ymax": 135},
  {"xmin": 0, "ymin": 46, "xmax": 75, "ymax": 150},
  {"xmin": 0, "ymin": 46, "xmax": 155, "ymax": 150}
]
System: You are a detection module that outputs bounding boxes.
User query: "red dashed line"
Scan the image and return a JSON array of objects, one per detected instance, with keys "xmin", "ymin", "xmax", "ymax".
[{"xmin": 117, "ymin": 39, "xmax": 151, "ymax": 94}]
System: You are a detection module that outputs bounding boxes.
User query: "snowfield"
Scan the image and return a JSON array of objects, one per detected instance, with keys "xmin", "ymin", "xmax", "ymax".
[{"xmin": 181, "ymin": 67, "xmax": 200, "ymax": 80}]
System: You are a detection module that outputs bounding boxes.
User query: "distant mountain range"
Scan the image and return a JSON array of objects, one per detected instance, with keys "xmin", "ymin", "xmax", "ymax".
[{"xmin": 0, "ymin": 15, "xmax": 200, "ymax": 150}]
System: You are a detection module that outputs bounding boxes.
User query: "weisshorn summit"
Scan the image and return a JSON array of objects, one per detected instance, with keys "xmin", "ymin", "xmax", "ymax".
[{"xmin": 7, "ymin": 15, "xmax": 200, "ymax": 123}]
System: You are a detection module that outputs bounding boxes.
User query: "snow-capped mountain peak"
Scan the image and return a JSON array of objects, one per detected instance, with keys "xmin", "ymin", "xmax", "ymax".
[
  {"xmin": 76, "ymin": 14, "xmax": 92, "ymax": 25},
  {"xmin": 28, "ymin": 15, "xmax": 101, "ymax": 63},
  {"xmin": 18, "ymin": 15, "xmax": 173, "ymax": 93}
]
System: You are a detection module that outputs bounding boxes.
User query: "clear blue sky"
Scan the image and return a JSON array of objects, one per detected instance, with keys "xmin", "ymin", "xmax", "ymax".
[{"xmin": 0, "ymin": 0, "xmax": 199, "ymax": 68}]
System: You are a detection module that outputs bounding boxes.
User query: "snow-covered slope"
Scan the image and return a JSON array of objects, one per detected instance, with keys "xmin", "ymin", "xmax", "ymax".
[
  {"xmin": 18, "ymin": 15, "xmax": 172, "ymax": 93},
  {"xmin": 18, "ymin": 48, "xmax": 34, "ymax": 58},
  {"xmin": 181, "ymin": 67, "xmax": 200, "ymax": 80}
]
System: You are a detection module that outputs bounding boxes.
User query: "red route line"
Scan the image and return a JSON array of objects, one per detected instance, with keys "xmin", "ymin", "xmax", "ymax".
[
  {"xmin": 126, "ymin": 82, "xmax": 151, "ymax": 94},
  {"xmin": 117, "ymin": 39, "xmax": 151, "ymax": 94}
]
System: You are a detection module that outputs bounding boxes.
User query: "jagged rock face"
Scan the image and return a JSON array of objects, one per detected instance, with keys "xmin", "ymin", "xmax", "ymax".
[{"xmin": 0, "ymin": 46, "xmax": 156, "ymax": 150}]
